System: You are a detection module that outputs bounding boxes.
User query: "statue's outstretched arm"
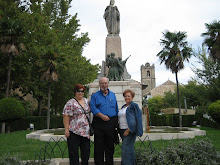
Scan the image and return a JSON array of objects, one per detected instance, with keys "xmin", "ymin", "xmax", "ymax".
[{"xmin": 124, "ymin": 55, "xmax": 131, "ymax": 63}]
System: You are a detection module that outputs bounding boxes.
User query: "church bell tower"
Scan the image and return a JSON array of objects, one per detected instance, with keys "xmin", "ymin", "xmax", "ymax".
[{"xmin": 141, "ymin": 63, "xmax": 156, "ymax": 96}]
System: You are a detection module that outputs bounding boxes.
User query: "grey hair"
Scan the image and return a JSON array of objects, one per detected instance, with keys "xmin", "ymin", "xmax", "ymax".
[{"xmin": 99, "ymin": 77, "xmax": 109, "ymax": 84}]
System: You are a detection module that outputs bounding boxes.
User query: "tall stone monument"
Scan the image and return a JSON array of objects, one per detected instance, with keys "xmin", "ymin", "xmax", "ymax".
[
  {"xmin": 98, "ymin": 0, "xmax": 131, "ymax": 80},
  {"xmin": 89, "ymin": 0, "xmax": 144, "ymax": 115}
]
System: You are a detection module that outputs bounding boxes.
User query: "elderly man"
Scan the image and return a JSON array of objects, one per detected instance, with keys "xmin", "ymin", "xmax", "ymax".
[{"xmin": 90, "ymin": 77, "xmax": 118, "ymax": 165}]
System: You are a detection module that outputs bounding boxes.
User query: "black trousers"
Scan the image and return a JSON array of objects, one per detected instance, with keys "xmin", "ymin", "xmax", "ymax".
[
  {"xmin": 67, "ymin": 131, "xmax": 90, "ymax": 165},
  {"xmin": 93, "ymin": 116, "xmax": 117, "ymax": 165}
]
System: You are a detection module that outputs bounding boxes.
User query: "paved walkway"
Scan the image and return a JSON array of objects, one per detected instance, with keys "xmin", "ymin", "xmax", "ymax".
[{"xmin": 50, "ymin": 158, "xmax": 121, "ymax": 165}]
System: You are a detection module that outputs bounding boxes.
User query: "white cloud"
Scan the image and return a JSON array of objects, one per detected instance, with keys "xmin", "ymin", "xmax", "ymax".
[{"xmin": 70, "ymin": 0, "xmax": 220, "ymax": 86}]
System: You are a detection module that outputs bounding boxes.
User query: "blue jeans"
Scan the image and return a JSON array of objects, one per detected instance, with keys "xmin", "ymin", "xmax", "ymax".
[{"xmin": 120, "ymin": 129, "xmax": 136, "ymax": 165}]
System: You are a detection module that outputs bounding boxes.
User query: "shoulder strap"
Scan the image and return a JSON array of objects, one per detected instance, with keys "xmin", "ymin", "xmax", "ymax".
[
  {"xmin": 74, "ymin": 98, "xmax": 90, "ymax": 123},
  {"xmin": 74, "ymin": 98, "xmax": 85, "ymax": 112}
]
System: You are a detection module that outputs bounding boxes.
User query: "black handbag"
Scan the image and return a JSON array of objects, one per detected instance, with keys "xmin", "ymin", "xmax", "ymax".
[
  {"xmin": 89, "ymin": 122, "xmax": 94, "ymax": 136},
  {"xmin": 74, "ymin": 98, "xmax": 94, "ymax": 136},
  {"xmin": 114, "ymin": 118, "xmax": 120, "ymax": 144},
  {"xmin": 114, "ymin": 129, "xmax": 120, "ymax": 145}
]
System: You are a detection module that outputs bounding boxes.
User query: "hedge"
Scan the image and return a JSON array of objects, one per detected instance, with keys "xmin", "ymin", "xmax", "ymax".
[
  {"xmin": 3, "ymin": 115, "xmax": 63, "ymax": 132},
  {"xmin": 149, "ymin": 114, "xmax": 219, "ymax": 128},
  {"xmin": 1, "ymin": 114, "xmax": 219, "ymax": 133}
]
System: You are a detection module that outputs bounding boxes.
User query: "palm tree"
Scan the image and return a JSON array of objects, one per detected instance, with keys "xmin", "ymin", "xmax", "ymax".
[
  {"xmin": 40, "ymin": 55, "xmax": 58, "ymax": 129},
  {"xmin": 157, "ymin": 30, "xmax": 192, "ymax": 127},
  {"xmin": 202, "ymin": 20, "xmax": 220, "ymax": 62},
  {"xmin": 0, "ymin": 18, "xmax": 25, "ymax": 133},
  {"xmin": 0, "ymin": 19, "xmax": 25, "ymax": 98}
]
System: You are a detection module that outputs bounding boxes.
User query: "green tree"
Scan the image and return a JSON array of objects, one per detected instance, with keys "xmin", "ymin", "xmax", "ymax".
[
  {"xmin": 148, "ymin": 96, "xmax": 166, "ymax": 115},
  {"xmin": 157, "ymin": 30, "xmax": 192, "ymax": 127},
  {"xmin": 0, "ymin": 97, "xmax": 25, "ymax": 132},
  {"xmin": 202, "ymin": 20, "xmax": 220, "ymax": 62},
  {"xmin": 0, "ymin": 0, "xmax": 26, "ymax": 98},
  {"xmin": 163, "ymin": 91, "xmax": 177, "ymax": 108},
  {"xmin": 180, "ymin": 80, "xmax": 209, "ymax": 108},
  {"xmin": 0, "ymin": 0, "xmax": 99, "ymax": 131},
  {"xmin": 207, "ymin": 100, "xmax": 220, "ymax": 124},
  {"xmin": 40, "ymin": 49, "xmax": 59, "ymax": 129},
  {"xmin": 192, "ymin": 46, "xmax": 220, "ymax": 102},
  {"xmin": 0, "ymin": 0, "xmax": 28, "ymax": 133}
]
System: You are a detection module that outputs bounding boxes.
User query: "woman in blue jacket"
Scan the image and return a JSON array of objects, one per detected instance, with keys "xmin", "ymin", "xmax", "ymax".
[{"xmin": 118, "ymin": 89, "xmax": 143, "ymax": 165}]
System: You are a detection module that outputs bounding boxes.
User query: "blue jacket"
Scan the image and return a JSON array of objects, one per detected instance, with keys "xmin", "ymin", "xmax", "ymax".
[
  {"xmin": 121, "ymin": 101, "xmax": 143, "ymax": 137},
  {"xmin": 90, "ymin": 89, "xmax": 118, "ymax": 117}
]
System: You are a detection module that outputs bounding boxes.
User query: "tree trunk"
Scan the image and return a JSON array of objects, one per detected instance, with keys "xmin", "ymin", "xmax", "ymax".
[
  {"xmin": 1, "ymin": 122, "xmax": 5, "ymax": 133},
  {"xmin": 175, "ymin": 72, "xmax": 182, "ymax": 127},
  {"xmin": 7, "ymin": 124, "xmax": 10, "ymax": 133},
  {"xmin": 5, "ymin": 54, "xmax": 12, "ymax": 98},
  {"xmin": 47, "ymin": 83, "xmax": 51, "ymax": 129},
  {"xmin": 2, "ymin": 54, "xmax": 13, "ymax": 133},
  {"xmin": 38, "ymin": 96, "xmax": 43, "ymax": 116}
]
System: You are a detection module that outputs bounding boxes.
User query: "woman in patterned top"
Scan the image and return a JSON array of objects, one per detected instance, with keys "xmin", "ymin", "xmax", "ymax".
[{"xmin": 63, "ymin": 84, "xmax": 91, "ymax": 165}]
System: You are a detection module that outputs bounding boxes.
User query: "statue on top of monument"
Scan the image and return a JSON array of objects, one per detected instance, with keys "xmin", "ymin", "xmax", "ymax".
[{"xmin": 103, "ymin": 0, "xmax": 120, "ymax": 35}]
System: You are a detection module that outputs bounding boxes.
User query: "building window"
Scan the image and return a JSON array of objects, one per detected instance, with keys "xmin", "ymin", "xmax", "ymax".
[{"xmin": 147, "ymin": 71, "xmax": 150, "ymax": 77}]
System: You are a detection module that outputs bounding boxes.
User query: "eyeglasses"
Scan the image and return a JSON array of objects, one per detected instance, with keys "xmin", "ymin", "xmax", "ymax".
[{"xmin": 76, "ymin": 89, "xmax": 85, "ymax": 93}]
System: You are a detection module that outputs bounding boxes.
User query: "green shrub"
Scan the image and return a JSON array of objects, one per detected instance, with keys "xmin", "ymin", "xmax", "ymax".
[
  {"xmin": 150, "ymin": 114, "xmax": 196, "ymax": 127},
  {"xmin": 135, "ymin": 139, "xmax": 220, "ymax": 165},
  {"xmin": 0, "ymin": 98, "xmax": 25, "ymax": 122},
  {"xmin": 208, "ymin": 100, "xmax": 220, "ymax": 124},
  {"xmin": 9, "ymin": 115, "xmax": 63, "ymax": 131}
]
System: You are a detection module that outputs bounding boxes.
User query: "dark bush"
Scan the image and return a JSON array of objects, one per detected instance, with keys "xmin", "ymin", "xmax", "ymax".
[
  {"xmin": 0, "ymin": 98, "xmax": 25, "ymax": 122},
  {"xmin": 208, "ymin": 100, "xmax": 220, "ymax": 124},
  {"xmin": 150, "ymin": 114, "xmax": 196, "ymax": 127},
  {"xmin": 9, "ymin": 115, "xmax": 63, "ymax": 131},
  {"xmin": 136, "ymin": 139, "xmax": 220, "ymax": 165}
]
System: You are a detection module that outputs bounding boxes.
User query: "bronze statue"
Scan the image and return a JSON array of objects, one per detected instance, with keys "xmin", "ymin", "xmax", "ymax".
[
  {"xmin": 106, "ymin": 53, "xmax": 122, "ymax": 81},
  {"xmin": 106, "ymin": 53, "xmax": 131, "ymax": 81},
  {"xmin": 103, "ymin": 0, "xmax": 120, "ymax": 35},
  {"xmin": 118, "ymin": 55, "xmax": 131, "ymax": 80}
]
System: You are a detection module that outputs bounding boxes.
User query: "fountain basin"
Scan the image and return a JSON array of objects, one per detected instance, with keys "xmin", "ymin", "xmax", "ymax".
[
  {"xmin": 26, "ymin": 126, "xmax": 206, "ymax": 142},
  {"xmin": 139, "ymin": 126, "xmax": 206, "ymax": 141}
]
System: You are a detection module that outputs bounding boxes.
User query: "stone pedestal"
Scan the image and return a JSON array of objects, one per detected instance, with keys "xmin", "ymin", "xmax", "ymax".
[
  {"xmin": 89, "ymin": 80, "xmax": 142, "ymax": 109},
  {"xmin": 97, "ymin": 35, "xmax": 131, "ymax": 80},
  {"xmin": 88, "ymin": 79, "xmax": 146, "ymax": 131},
  {"xmin": 105, "ymin": 35, "xmax": 122, "ymax": 59}
]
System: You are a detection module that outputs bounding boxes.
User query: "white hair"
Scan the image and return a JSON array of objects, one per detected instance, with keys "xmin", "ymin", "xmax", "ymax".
[{"xmin": 99, "ymin": 77, "xmax": 109, "ymax": 84}]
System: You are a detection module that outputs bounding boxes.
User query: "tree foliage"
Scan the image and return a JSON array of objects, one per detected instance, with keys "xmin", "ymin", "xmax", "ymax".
[
  {"xmin": 0, "ymin": 98, "xmax": 25, "ymax": 122},
  {"xmin": 157, "ymin": 31, "xmax": 192, "ymax": 73},
  {"xmin": 202, "ymin": 20, "xmax": 220, "ymax": 62},
  {"xmin": 148, "ymin": 96, "xmax": 165, "ymax": 115},
  {"xmin": 0, "ymin": 0, "xmax": 27, "ymax": 97},
  {"xmin": 192, "ymin": 46, "xmax": 220, "ymax": 102},
  {"xmin": 0, "ymin": 0, "xmax": 100, "ymax": 121},
  {"xmin": 148, "ymin": 81, "xmax": 210, "ymax": 115},
  {"xmin": 207, "ymin": 100, "xmax": 220, "ymax": 124}
]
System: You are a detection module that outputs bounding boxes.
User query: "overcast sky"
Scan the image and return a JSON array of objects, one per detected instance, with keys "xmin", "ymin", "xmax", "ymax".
[{"xmin": 69, "ymin": 0, "xmax": 220, "ymax": 86}]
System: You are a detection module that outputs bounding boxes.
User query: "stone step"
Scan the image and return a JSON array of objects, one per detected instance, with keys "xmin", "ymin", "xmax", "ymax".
[{"xmin": 50, "ymin": 158, "xmax": 121, "ymax": 165}]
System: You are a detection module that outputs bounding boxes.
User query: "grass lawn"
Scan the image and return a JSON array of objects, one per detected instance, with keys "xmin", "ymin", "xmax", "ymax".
[{"xmin": 0, "ymin": 127, "xmax": 219, "ymax": 161}]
